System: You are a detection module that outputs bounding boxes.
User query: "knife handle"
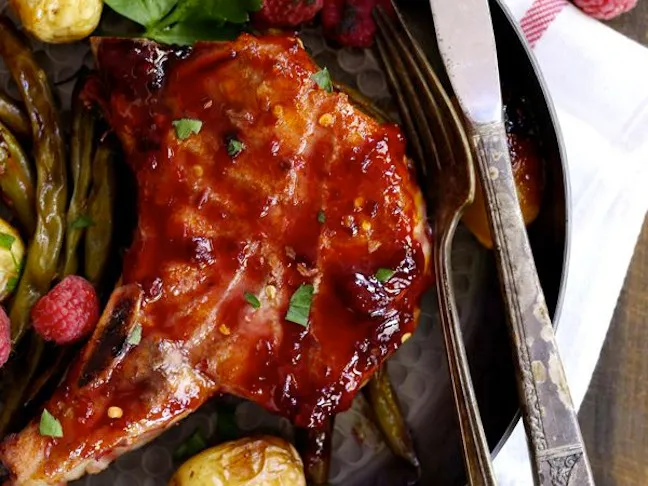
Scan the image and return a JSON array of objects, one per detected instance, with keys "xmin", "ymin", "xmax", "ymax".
[{"xmin": 472, "ymin": 121, "xmax": 595, "ymax": 486}]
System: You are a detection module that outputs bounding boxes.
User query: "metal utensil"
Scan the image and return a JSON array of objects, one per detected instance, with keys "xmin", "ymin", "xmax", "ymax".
[
  {"xmin": 374, "ymin": 8, "xmax": 496, "ymax": 485},
  {"xmin": 427, "ymin": 0, "xmax": 595, "ymax": 484}
]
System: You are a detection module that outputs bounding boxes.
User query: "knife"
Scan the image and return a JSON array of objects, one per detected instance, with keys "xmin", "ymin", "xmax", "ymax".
[{"xmin": 427, "ymin": 0, "xmax": 596, "ymax": 485}]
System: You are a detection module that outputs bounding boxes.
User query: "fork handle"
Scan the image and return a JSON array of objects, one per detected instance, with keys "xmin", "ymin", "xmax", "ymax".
[
  {"xmin": 472, "ymin": 121, "xmax": 595, "ymax": 486},
  {"xmin": 435, "ymin": 232, "xmax": 496, "ymax": 486}
]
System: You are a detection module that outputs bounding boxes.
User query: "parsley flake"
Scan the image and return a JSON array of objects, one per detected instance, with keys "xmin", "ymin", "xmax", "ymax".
[
  {"xmin": 227, "ymin": 138, "xmax": 245, "ymax": 157},
  {"xmin": 70, "ymin": 215, "xmax": 95, "ymax": 229},
  {"xmin": 174, "ymin": 429, "xmax": 207, "ymax": 461},
  {"xmin": 0, "ymin": 232, "xmax": 15, "ymax": 250},
  {"xmin": 317, "ymin": 210, "xmax": 326, "ymax": 224},
  {"xmin": 173, "ymin": 118, "xmax": 203, "ymax": 140},
  {"xmin": 6, "ymin": 276, "xmax": 18, "ymax": 293},
  {"xmin": 127, "ymin": 323, "xmax": 142, "ymax": 346},
  {"xmin": 39, "ymin": 409, "xmax": 63, "ymax": 438},
  {"xmin": 375, "ymin": 268, "xmax": 395, "ymax": 283},
  {"xmin": 286, "ymin": 284, "xmax": 314, "ymax": 327},
  {"xmin": 244, "ymin": 291, "xmax": 260, "ymax": 309},
  {"xmin": 311, "ymin": 68, "xmax": 333, "ymax": 93}
]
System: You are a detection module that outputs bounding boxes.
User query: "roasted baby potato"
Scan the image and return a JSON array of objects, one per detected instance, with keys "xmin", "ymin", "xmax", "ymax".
[
  {"xmin": 463, "ymin": 132, "xmax": 544, "ymax": 248},
  {"xmin": 10, "ymin": 0, "xmax": 103, "ymax": 43},
  {"xmin": 0, "ymin": 217, "xmax": 24, "ymax": 302},
  {"xmin": 169, "ymin": 436, "xmax": 306, "ymax": 486}
]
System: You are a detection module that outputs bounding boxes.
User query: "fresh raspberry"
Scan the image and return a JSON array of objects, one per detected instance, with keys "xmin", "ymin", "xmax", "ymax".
[
  {"xmin": 572, "ymin": 0, "xmax": 637, "ymax": 19},
  {"xmin": 0, "ymin": 307, "xmax": 10, "ymax": 368},
  {"xmin": 322, "ymin": 0, "xmax": 394, "ymax": 48},
  {"xmin": 255, "ymin": 0, "xmax": 324, "ymax": 27},
  {"xmin": 31, "ymin": 276, "xmax": 100, "ymax": 345}
]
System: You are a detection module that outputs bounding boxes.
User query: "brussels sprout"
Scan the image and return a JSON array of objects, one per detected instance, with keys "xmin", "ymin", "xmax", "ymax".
[{"xmin": 169, "ymin": 436, "xmax": 306, "ymax": 486}]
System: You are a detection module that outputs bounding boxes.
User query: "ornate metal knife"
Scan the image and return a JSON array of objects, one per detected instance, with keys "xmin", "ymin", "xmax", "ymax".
[{"xmin": 427, "ymin": 0, "xmax": 596, "ymax": 484}]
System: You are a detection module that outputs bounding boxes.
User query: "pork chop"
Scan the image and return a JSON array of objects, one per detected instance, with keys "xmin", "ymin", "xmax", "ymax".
[{"xmin": 0, "ymin": 34, "xmax": 431, "ymax": 485}]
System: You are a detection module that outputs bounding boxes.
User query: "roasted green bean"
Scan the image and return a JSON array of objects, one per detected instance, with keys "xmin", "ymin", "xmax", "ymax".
[
  {"xmin": 365, "ymin": 366, "xmax": 420, "ymax": 470},
  {"xmin": 63, "ymin": 73, "xmax": 95, "ymax": 276},
  {"xmin": 0, "ymin": 17, "xmax": 68, "ymax": 344},
  {"xmin": 0, "ymin": 120, "xmax": 35, "ymax": 234},
  {"xmin": 0, "ymin": 90, "xmax": 30, "ymax": 140},
  {"xmin": 0, "ymin": 333, "xmax": 44, "ymax": 435},
  {"xmin": 84, "ymin": 140, "xmax": 115, "ymax": 287},
  {"xmin": 296, "ymin": 418, "xmax": 333, "ymax": 485}
]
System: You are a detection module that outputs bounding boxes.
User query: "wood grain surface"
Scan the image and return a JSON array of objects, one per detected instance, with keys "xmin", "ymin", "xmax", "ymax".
[{"xmin": 577, "ymin": 7, "xmax": 648, "ymax": 486}]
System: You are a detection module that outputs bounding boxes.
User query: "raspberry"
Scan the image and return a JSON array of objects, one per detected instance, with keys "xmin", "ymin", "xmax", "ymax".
[
  {"xmin": 572, "ymin": 0, "xmax": 637, "ymax": 19},
  {"xmin": 254, "ymin": 0, "xmax": 324, "ymax": 27},
  {"xmin": 0, "ymin": 307, "xmax": 10, "ymax": 368},
  {"xmin": 322, "ymin": 0, "xmax": 394, "ymax": 48},
  {"xmin": 31, "ymin": 276, "xmax": 100, "ymax": 345}
]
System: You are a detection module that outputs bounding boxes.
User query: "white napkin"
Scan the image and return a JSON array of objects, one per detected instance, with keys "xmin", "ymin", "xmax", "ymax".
[{"xmin": 493, "ymin": 0, "xmax": 648, "ymax": 483}]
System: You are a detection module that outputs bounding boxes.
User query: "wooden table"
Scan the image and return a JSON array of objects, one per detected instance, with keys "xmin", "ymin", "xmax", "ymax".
[{"xmin": 578, "ymin": 5, "xmax": 648, "ymax": 484}]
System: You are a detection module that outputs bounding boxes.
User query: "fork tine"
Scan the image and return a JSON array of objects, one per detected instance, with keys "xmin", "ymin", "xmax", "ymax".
[
  {"xmin": 374, "ymin": 22, "xmax": 441, "ymax": 175},
  {"xmin": 374, "ymin": 36, "xmax": 427, "ymax": 173}
]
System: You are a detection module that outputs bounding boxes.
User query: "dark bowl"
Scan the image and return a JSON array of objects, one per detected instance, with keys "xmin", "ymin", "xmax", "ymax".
[{"xmin": 381, "ymin": 1, "xmax": 570, "ymax": 484}]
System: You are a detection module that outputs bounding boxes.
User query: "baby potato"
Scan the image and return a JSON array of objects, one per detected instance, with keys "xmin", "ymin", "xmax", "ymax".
[
  {"xmin": 10, "ymin": 0, "xmax": 103, "ymax": 43},
  {"xmin": 169, "ymin": 436, "xmax": 306, "ymax": 486},
  {"xmin": 0, "ymin": 218, "xmax": 24, "ymax": 302}
]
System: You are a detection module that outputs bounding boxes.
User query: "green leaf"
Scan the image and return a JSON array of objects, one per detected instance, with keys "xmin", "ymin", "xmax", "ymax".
[
  {"xmin": 127, "ymin": 323, "xmax": 142, "ymax": 346},
  {"xmin": 311, "ymin": 68, "xmax": 333, "ymax": 93},
  {"xmin": 148, "ymin": 20, "xmax": 241, "ymax": 45},
  {"xmin": 39, "ymin": 409, "xmax": 63, "ymax": 438},
  {"xmin": 375, "ymin": 268, "xmax": 395, "ymax": 283},
  {"xmin": 227, "ymin": 138, "xmax": 245, "ymax": 158},
  {"xmin": 105, "ymin": 0, "xmax": 178, "ymax": 28},
  {"xmin": 0, "ymin": 232, "xmax": 15, "ymax": 250},
  {"xmin": 317, "ymin": 210, "xmax": 326, "ymax": 224},
  {"xmin": 244, "ymin": 291, "xmax": 260, "ymax": 309},
  {"xmin": 286, "ymin": 284, "xmax": 314, "ymax": 327},
  {"xmin": 70, "ymin": 215, "xmax": 95, "ymax": 229},
  {"xmin": 173, "ymin": 118, "xmax": 203, "ymax": 140},
  {"xmin": 174, "ymin": 429, "xmax": 207, "ymax": 461}
]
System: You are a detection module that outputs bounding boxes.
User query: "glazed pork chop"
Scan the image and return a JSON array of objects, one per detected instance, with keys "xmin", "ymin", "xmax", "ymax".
[{"xmin": 0, "ymin": 34, "xmax": 431, "ymax": 484}]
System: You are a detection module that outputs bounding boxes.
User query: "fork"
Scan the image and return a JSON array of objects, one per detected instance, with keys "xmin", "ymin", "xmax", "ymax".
[{"xmin": 374, "ymin": 7, "xmax": 497, "ymax": 485}]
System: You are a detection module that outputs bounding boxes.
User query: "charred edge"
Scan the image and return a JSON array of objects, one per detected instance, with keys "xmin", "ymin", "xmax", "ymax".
[
  {"xmin": 0, "ymin": 459, "xmax": 12, "ymax": 484},
  {"xmin": 77, "ymin": 294, "xmax": 139, "ymax": 388}
]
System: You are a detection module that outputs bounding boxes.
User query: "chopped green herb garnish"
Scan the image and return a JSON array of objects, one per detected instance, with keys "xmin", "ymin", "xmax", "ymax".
[
  {"xmin": 375, "ymin": 268, "xmax": 395, "ymax": 283},
  {"xmin": 244, "ymin": 291, "xmax": 260, "ymax": 309},
  {"xmin": 227, "ymin": 138, "xmax": 245, "ymax": 157},
  {"xmin": 286, "ymin": 284, "xmax": 314, "ymax": 327},
  {"xmin": 173, "ymin": 118, "xmax": 203, "ymax": 140},
  {"xmin": 6, "ymin": 276, "xmax": 18, "ymax": 293},
  {"xmin": 311, "ymin": 68, "xmax": 333, "ymax": 93},
  {"xmin": 174, "ymin": 429, "xmax": 207, "ymax": 461},
  {"xmin": 127, "ymin": 323, "xmax": 142, "ymax": 346},
  {"xmin": 70, "ymin": 215, "xmax": 95, "ymax": 229},
  {"xmin": 39, "ymin": 409, "xmax": 63, "ymax": 438},
  {"xmin": 317, "ymin": 210, "xmax": 326, "ymax": 224},
  {"xmin": 0, "ymin": 232, "xmax": 15, "ymax": 250}
]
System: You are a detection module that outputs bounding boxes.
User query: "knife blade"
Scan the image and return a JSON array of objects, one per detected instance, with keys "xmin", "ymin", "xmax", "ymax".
[
  {"xmin": 427, "ymin": 0, "xmax": 596, "ymax": 485},
  {"xmin": 429, "ymin": 0, "xmax": 502, "ymax": 124}
]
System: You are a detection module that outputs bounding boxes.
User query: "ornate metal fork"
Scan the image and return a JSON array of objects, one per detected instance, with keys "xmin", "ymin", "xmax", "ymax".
[{"xmin": 374, "ymin": 7, "xmax": 497, "ymax": 485}]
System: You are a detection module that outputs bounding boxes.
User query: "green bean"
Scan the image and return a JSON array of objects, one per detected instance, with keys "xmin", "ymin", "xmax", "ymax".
[
  {"xmin": 0, "ymin": 90, "xmax": 30, "ymax": 141},
  {"xmin": 84, "ymin": 140, "xmax": 115, "ymax": 287},
  {"xmin": 0, "ymin": 333, "xmax": 44, "ymax": 436},
  {"xmin": 365, "ymin": 366, "xmax": 420, "ymax": 470},
  {"xmin": 63, "ymin": 73, "xmax": 95, "ymax": 276},
  {"xmin": 0, "ymin": 120, "xmax": 35, "ymax": 234},
  {"xmin": 0, "ymin": 17, "xmax": 68, "ymax": 344},
  {"xmin": 296, "ymin": 418, "xmax": 333, "ymax": 485}
]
